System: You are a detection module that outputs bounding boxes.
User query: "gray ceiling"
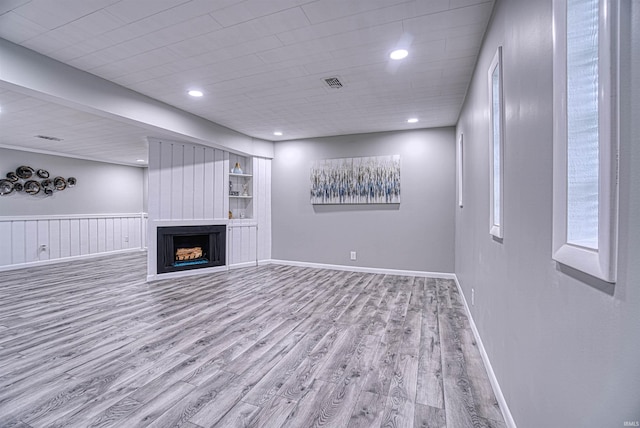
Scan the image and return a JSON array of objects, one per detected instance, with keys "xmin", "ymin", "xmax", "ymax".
[{"xmin": 0, "ymin": 0, "xmax": 494, "ymax": 165}]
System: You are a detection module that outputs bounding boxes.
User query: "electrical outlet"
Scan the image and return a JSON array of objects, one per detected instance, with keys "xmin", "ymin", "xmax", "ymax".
[
  {"xmin": 350, "ymin": 251, "xmax": 357, "ymax": 261},
  {"xmin": 471, "ymin": 288, "xmax": 475, "ymax": 306},
  {"xmin": 39, "ymin": 244, "xmax": 47, "ymax": 252},
  {"xmin": 124, "ymin": 236, "xmax": 129, "ymax": 243}
]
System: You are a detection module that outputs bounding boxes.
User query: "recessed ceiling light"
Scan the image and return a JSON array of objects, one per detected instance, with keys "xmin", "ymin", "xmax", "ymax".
[
  {"xmin": 390, "ymin": 49, "xmax": 409, "ymax": 60},
  {"xmin": 407, "ymin": 118, "xmax": 419, "ymax": 123},
  {"xmin": 273, "ymin": 131, "xmax": 283, "ymax": 136},
  {"xmin": 188, "ymin": 90, "xmax": 203, "ymax": 97}
]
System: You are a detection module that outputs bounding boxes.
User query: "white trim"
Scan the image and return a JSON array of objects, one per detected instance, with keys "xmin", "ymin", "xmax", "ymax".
[
  {"xmin": 151, "ymin": 219, "xmax": 228, "ymax": 227},
  {"xmin": 488, "ymin": 46, "xmax": 505, "ymax": 239},
  {"xmin": 552, "ymin": 0, "xmax": 619, "ymax": 283},
  {"xmin": 228, "ymin": 261, "xmax": 261, "ymax": 270},
  {"xmin": 0, "ymin": 248, "xmax": 144, "ymax": 272},
  {"xmin": 228, "ymin": 221, "xmax": 258, "ymax": 228},
  {"xmin": 0, "ymin": 213, "xmax": 147, "ymax": 221},
  {"xmin": 453, "ymin": 275, "xmax": 517, "ymax": 428},
  {"xmin": 267, "ymin": 259, "xmax": 456, "ymax": 279}
]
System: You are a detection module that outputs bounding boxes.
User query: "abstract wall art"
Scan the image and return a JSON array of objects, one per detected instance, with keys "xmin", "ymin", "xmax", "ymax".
[{"xmin": 310, "ymin": 155, "xmax": 401, "ymax": 204}]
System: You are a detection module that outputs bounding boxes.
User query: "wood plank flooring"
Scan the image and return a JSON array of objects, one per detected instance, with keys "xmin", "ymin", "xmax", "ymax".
[{"xmin": 0, "ymin": 252, "xmax": 506, "ymax": 428}]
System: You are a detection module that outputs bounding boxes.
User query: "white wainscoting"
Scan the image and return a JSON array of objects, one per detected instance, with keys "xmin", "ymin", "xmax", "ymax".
[
  {"xmin": 228, "ymin": 222, "xmax": 258, "ymax": 267},
  {"xmin": 0, "ymin": 213, "xmax": 147, "ymax": 269}
]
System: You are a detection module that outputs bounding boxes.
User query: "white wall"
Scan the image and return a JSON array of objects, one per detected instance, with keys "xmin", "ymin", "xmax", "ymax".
[
  {"xmin": 271, "ymin": 128, "xmax": 455, "ymax": 273},
  {"xmin": 455, "ymin": 0, "xmax": 640, "ymax": 426},
  {"xmin": 0, "ymin": 148, "xmax": 146, "ymax": 267}
]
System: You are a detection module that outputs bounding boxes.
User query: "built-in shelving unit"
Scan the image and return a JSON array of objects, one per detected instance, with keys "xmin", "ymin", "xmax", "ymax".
[{"xmin": 228, "ymin": 154, "xmax": 253, "ymax": 220}]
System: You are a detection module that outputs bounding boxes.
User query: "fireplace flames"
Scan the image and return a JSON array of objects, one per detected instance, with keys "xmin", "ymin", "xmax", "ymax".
[{"xmin": 175, "ymin": 247, "xmax": 203, "ymax": 261}]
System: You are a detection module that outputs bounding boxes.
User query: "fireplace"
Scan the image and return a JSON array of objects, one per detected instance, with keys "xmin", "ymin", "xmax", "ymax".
[{"xmin": 157, "ymin": 225, "xmax": 226, "ymax": 274}]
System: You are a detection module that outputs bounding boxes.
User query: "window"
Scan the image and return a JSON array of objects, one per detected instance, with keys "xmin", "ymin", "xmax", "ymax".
[
  {"xmin": 552, "ymin": 0, "xmax": 618, "ymax": 282},
  {"xmin": 488, "ymin": 47, "xmax": 504, "ymax": 239},
  {"xmin": 457, "ymin": 133, "xmax": 464, "ymax": 208}
]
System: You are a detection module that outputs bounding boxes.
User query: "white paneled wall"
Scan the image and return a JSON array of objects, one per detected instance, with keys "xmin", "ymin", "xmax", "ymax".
[
  {"xmin": 148, "ymin": 139, "xmax": 229, "ymax": 220},
  {"xmin": 0, "ymin": 214, "xmax": 147, "ymax": 268},
  {"xmin": 228, "ymin": 224, "xmax": 258, "ymax": 266},
  {"xmin": 254, "ymin": 156, "xmax": 272, "ymax": 261},
  {"xmin": 148, "ymin": 139, "xmax": 271, "ymax": 273}
]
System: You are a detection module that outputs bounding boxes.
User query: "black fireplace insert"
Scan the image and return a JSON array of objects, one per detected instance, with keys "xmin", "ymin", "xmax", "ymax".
[{"xmin": 157, "ymin": 225, "xmax": 226, "ymax": 274}]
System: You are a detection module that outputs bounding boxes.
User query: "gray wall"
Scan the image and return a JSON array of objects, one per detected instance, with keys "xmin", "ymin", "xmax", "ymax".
[
  {"xmin": 0, "ymin": 148, "xmax": 144, "ymax": 215},
  {"xmin": 272, "ymin": 128, "xmax": 455, "ymax": 273},
  {"xmin": 455, "ymin": 0, "xmax": 640, "ymax": 426}
]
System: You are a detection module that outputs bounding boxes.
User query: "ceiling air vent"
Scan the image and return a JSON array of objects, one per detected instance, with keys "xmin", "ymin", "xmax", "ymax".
[
  {"xmin": 35, "ymin": 135, "xmax": 63, "ymax": 141},
  {"xmin": 323, "ymin": 77, "xmax": 344, "ymax": 89}
]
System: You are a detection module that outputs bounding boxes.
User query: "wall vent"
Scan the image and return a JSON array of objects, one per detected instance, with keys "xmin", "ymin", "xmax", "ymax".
[
  {"xmin": 35, "ymin": 135, "xmax": 63, "ymax": 141},
  {"xmin": 323, "ymin": 77, "xmax": 344, "ymax": 89}
]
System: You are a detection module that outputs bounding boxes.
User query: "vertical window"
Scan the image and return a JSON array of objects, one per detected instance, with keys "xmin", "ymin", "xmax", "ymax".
[
  {"xmin": 552, "ymin": 0, "xmax": 618, "ymax": 282},
  {"xmin": 566, "ymin": 0, "xmax": 599, "ymax": 249},
  {"xmin": 488, "ymin": 47, "xmax": 504, "ymax": 239},
  {"xmin": 457, "ymin": 133, "xmax": 464, "ymax": 208}
]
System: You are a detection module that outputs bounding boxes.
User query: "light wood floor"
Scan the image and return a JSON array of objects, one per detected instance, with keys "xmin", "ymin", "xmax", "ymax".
[{"xmin": 0, "ymin": 252, "xmax": 506, "ymax": 428}]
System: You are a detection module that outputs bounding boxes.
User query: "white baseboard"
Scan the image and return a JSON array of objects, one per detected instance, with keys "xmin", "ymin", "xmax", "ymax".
[
  {"xmin": 0, "ymin": 248, "xmax": 145, "ymax": 272},
  {"xmin": 453, "ymin": 276, "xmax": 517, "ymax": 428},
  {"xmin": 228, "ymin": 261, "xmax": 260, "ymax": 269},
  {"xmin": 266, "ymin": 259, "xmax": 456, "ymax": 279}
]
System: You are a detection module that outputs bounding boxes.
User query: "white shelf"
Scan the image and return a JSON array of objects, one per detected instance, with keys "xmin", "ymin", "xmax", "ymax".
[
  {"xmin": 228, "ymin": 219, "xmax": 258, "ymax": 227},
  {"xmin": 229, "ymin": 155, "xmax": 253, "ymax": 221}
]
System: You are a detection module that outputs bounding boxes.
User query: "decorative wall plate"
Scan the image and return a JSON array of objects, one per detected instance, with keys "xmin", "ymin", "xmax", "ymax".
[
  {"xmin": 3, "ymin": 166, "xmax": 74, "ymax": 196},
  {"xmin": 53, "ymin": 177, "xmax": 66, "ymax": 190},
  {"xmin": 24, "ymin": 180, "xmax": 41, "ymax": 195},
  {"xmin": 0, "ymin": 179, "xmax": 14, "ymax": 196},
  {"xmin": 16, "ymin": 166, "xmax": 34, "ymax": 179},
  {"xmin": 41, "ymin": 179, "xmax": 53, "ymax": 190}
]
